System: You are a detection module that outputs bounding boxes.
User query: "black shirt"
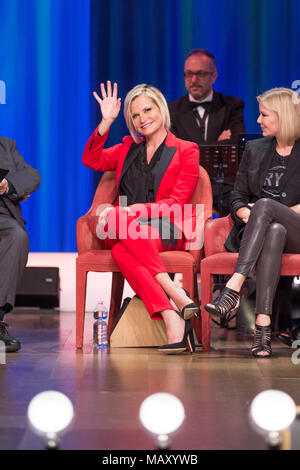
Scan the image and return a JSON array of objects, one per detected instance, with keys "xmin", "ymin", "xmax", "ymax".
[
  {"xmin": 261, "ymin": 150, "xmax": 291, "ymax": 200},
  {"xmin": 119, "ymin": 137, "xmax": 179, "ymax": 247},
  {"xmin": 119, "ymin": 138, "xmax": 166, "ymax": 206}
]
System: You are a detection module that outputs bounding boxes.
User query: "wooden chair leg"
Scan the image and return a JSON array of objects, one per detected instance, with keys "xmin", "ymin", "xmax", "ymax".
[
  {"xmin": 181, "ymin": 270, "xmax": 202, "ymax": 343},
  {"xmin": 76, "ymin": 265, "xmax": 88, "ymax": 349},
  {"xmin": 107, "ymin": 272, "xmax": 124, "ymax": 341},
  {"xmin": 201, "ymin": 269, "xmax": 213, "ymax": 351},
  {"xmin": 181, "ymin": 269, "xmax": 194, "ymax": 299},
  {"xmin": 191, "ymin": 273, "xmax": 202, "ymax": 344},
  {"xmin": 193, "ymin": 273, "xmax": 200, "ymax": 305}
]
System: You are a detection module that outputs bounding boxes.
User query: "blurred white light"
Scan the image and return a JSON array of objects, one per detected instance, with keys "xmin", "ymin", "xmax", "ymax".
[
  {"xmin": 27, "ymin": 391, "xmax": 74, "ymax": 441},
  {"xmin": 139, "ymin": 393, "xmax": 185, "ymax": 438},
  {"xmin": 250, "ymin": 390, "xmax": 296, "ymax": 433}
]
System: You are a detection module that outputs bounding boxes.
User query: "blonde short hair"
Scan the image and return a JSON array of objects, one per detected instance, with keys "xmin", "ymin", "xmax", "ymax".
[
  {"xmin": 124, "ymin": 84, "xmax": 171, "ymax": 142},
  {"xmin": 257, "ymin": 87, "xmax": 300, "ymax": 145}
]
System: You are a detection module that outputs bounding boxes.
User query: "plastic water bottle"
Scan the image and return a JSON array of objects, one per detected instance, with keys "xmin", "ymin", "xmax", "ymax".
[{"xmin": 93, "ymin": 301, "xmax": 108, "ymax": 350}]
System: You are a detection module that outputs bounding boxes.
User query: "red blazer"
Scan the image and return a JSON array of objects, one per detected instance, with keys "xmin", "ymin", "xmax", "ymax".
[{"xmin": 82, "ymin": 128, "xmax": 200, "ymax": 248}]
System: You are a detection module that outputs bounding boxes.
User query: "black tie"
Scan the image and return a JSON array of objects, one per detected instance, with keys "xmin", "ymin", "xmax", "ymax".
[{"xmin": 189, "ymin": 101, "xmax": 211, "ymax": 142}]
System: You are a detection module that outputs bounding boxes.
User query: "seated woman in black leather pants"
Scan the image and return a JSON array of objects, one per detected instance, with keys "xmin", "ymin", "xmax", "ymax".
[{"xmin": 205, "ymin": 87, "xmax": 300, "ymax": 357}]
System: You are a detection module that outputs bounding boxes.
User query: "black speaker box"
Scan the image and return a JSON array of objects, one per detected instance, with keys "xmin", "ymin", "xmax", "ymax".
[{"xmin": 15, "ymin": 267, "xmax": 60, "ymax": 308}]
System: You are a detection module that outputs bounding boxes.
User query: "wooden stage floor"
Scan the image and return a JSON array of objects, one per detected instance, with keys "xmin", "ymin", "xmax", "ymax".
[{"xmin": 1, "ymin": 310, "xmax": 300, "ymax": 451}]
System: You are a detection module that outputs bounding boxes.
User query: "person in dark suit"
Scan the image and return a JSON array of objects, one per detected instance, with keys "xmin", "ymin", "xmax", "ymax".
[
  {"xmin": 204, "ymin": 87, "xmax": 300, "ymax": 358},
  {"xmin": 83, "ymin": 81, "xmax": 200, "ymax": 355},
  {"xmin": 0, "ymin": 137, "xmax": 41, "ymax": 352},
  {"xmin": 168, "ymin": 49, "xmax": 245, "ymax": 215},
  {"xmin": 168, "ymin": 49, "xmax": 245, "ymax": 145}
]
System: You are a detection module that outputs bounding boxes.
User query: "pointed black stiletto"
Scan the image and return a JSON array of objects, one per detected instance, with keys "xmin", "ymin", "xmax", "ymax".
[
  {"xmin": 169, "ymin": 288, "xmax": 199, "ymax": 320},
  {"xmin": 158, "ymin": 320, "xmax": 195, "ymax": 355},
  {"xmin": 180, "ymin": 302, "xmax": 199, "ymax": 320},
  {"xmin": 204, "ymin": 286, "xmax": 240, "ymax": 319},
  {"xmin": 181, "ymin": 288, "xmax": 199, "ymax": 319}
]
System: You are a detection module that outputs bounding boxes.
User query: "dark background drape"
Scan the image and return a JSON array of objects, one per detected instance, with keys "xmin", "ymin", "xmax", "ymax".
[{"xmin": 0, "ymin": 0, "xmax": 299, "ymax": 251}]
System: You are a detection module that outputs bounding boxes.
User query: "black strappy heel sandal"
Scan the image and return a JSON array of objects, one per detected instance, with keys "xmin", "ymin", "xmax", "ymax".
[
  {"xmin": 158, "ymin": 320, "xmax": 195, "ymax": 355},
  {"xmin": 252, "ymin": 325, "xmax": 272, "ymax": 358},
  {"xmin": 204, "ymin": 286, "xmax": 240, "ymax": 319}
]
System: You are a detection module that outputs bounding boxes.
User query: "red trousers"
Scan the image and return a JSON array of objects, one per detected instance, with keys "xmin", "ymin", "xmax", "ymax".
[{"xmin": 103, "ymin": 207, "xmax": 184, "ymax": 319}]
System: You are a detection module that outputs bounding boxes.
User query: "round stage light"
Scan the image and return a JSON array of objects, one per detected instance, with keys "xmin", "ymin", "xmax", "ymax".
[
  {"xmin": 139, "ymin": 393, "xmax": 185, "ymax": 448},
  {"xmin": 250, "ymin": 390, "xmax": 296, "ymax": 433},
  {"xmin": 27, "ymin": 391, "xmax": 74, "ymax": 448}
]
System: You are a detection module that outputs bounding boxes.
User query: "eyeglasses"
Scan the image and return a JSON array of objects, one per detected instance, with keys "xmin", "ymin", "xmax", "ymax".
[{"xmin": 183, "ymin": 70, "xmax": 214, "ymax": 79}]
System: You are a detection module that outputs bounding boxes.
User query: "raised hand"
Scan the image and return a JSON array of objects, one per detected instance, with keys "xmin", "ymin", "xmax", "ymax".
[{"xmin": 93, "ymin": 81, "xmax": 121, "ymax": 134}]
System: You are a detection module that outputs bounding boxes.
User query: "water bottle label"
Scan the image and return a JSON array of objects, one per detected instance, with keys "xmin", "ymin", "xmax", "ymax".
[{"xmin": 93, "ymin": 301, "xmax": 108, "ymax": 349}]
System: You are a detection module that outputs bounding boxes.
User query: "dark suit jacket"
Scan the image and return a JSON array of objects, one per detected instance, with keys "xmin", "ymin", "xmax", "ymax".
[
  {"xmin": 168, "ymin": 91, "xmax": 245, "ymax": 145},
  {"xmin": 225, "ymin": 136, "xmax": 300, "ymax": 252},
  {"xmin": 0, "ymin": 137, "xmax": 41, "ymax": 228},
  {"xmin": 82, "ymin": 129, "xmax": 200, "ymax": 247}
]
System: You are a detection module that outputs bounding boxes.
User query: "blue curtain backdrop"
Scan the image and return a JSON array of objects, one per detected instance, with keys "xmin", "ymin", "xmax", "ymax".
[
  {"xmin": 0, "ymin": 0, "xmax": 91, "ymax": 251},
  {"xmin": 0, "ymin": 0, "xmax": 299, "ymax": 251}
]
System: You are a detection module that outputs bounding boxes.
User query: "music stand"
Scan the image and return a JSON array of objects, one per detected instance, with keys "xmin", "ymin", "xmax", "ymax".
[
  {"xmin": 199, "ymin": 143, "xmax": 239, "ymax": 183},
  {"xmin": 199, "ymin": 143, "xmax": 239, "ymax": 217},
  {"xmin": 199, "ymin": 134, "xmax": 262, "ymax": 180}
]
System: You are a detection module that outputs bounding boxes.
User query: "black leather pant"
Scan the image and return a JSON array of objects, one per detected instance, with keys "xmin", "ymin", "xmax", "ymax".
[{"xmin": 235, "ymin": 198, "xmax": 300, "ymax": 316}]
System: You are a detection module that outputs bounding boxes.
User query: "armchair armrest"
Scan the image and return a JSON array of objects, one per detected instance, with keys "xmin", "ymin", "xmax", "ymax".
[
  {"xmin": 204, "ymin": 215, "xmax": 234, "ymax": 256},
  {"xmin": 76, "ymin": 214, "xmax": 104, "ymax": 254}
]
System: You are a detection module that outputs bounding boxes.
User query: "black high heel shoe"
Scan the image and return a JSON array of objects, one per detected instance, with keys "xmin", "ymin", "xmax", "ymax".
[
  {"xmin": 252, "ymin": 325, "xmax": 272, "ymax": 358},
  {"xmin": 158, "ymin": 320, "xmax": 195, "ymax": 355},
  {"xmin": 180, "ymin": 302, "xmax": 199, "ymax": 320},
  {"xmin": 204, "ymin": 286, "xmax": 240, "ymax": 319},
  {"xmin": 169, "ymin": 288, "xmax": 199, "ymax": 320}
]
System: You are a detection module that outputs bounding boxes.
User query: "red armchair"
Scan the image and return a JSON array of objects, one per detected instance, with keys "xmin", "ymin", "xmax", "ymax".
[
  {"xmin": 201, "ymin": 214, "xmax": 300, "ymax": 351},
  {"xmin": 76, "ymin": 166, "xmax": 212, "ymax": 348}
]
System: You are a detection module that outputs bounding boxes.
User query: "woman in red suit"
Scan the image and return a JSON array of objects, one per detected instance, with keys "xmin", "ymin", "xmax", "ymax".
[{"xmin": 83, "ymin": 81, "xmax": 200, "ymax": 354}]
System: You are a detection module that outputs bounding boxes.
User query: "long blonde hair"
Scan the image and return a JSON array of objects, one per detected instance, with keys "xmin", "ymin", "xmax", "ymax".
[
  {"xmin": 124, "ymin": 84, "xmax": 171, "ymax": 142},
  {"xmin": 257, "ymin": 87, "xmax": 300, "ymax": 145}
]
